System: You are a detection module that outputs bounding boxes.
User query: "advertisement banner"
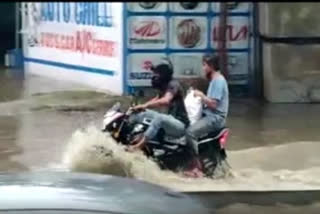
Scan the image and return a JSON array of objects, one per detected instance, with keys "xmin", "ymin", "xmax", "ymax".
[
  {"xmin": 127, "ymin": 2, "xmax": 167, "ymax": 12},
  {"xmin": 169, "ymin": 3, "xmax": 208, "ymax": 13},
  {"xmin": 128, "ymin": 16, "xmax": 167, "ymax": 49},
  {"xmin": 211, "ymin": 16, "xmax": 249, "ymax": 50},
  {"xmin": 169, "ymin": 17, "xmax": 208, "ymax": 49},
  {"xmin": 127, "ymin": 53, "xmax": 167, "ymax": 86},
  {"xmin": 22, "ymin": 2, "xmax": 124, "ymax": 94}
]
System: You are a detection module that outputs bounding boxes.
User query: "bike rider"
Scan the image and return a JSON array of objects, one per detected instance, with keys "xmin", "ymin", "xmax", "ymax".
[{"xmin": 128, "ymin": 59, "xmax": 190, "ymax": 152}]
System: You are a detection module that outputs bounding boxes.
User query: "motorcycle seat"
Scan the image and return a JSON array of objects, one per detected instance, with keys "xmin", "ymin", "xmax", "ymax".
[{"xmin": 198, "ymin": 127, "xmax": 229, "ymax": 142}]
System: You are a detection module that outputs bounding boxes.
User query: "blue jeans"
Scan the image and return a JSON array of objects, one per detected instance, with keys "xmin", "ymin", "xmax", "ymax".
[
  {"xmin": 186, "ymin": 114, "xmax": 225, "ymax": 155},
  {"xmin": 129, "ymin": 109, "xmax": 186, "ymax": 140}
]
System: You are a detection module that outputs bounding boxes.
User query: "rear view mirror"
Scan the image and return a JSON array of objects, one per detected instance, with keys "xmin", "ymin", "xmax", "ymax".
[{"xmin": 130, "ymin": 89, "xmax": 144, "ymax": 107}]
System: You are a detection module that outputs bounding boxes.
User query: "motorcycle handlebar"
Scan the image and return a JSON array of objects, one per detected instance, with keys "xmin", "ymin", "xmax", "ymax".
[{"xmin": 128, "ymin": 107, "xmax": 145, "ymax": 115}]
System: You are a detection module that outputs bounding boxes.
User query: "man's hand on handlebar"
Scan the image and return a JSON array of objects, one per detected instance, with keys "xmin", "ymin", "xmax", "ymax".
[{"xmin": 130, "ymin": 104, "xmax": 147, "ymax": 112}]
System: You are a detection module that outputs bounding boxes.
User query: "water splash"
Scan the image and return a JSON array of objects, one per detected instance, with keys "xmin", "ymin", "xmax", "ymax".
[
  {"xmin": 62, "ymin": 125, "xmax": 320, "ymax": 192},
  {"xmin": 62, "ymin": 125, "xmax": 178, "ymax": 183}
]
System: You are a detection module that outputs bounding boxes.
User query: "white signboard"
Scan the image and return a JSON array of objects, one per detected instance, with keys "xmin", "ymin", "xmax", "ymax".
[
  {"xmin": 170, "ymin": 17, "xmax": 208, "ymax": 49},
  {"xmin": 22, "ymin": 2, "xmax": 124, "ymax": 95},
  {"xmin": 128, "ymin": 16, "xmax": 167, "ymax": 49},
  {"xmin": 169, "ymin": 53, "xmax": 203, "ymax": 77},
  {"xmin": 169, "ymin": 2, "xmax": 208, "ymax": 13},
  {"xmin": 227, "ymin": 52, "xmax": 249, "ymax": 85},
  {"xmin": 127, "ymin": 3, "xmax": 167, "ymax": 12},
  {"xmin": 211, "ymin": 16, "xmax": 249, "ymax": 49},
  {"xmin": 127, "ymin": 53, "xmax": 167, "ymax": 86}
]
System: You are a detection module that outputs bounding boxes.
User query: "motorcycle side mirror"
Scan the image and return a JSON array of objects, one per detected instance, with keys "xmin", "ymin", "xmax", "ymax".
[
  {"xmin": 110, "ymin": 102, "xmax": 121, "ymax": 112},
  {"xmin": 137, "ymin": 90, "xmax": 145, "ymax": 98},
  {"xmin": 130, "ymin": 94, "xmax": 136, "ymax": 107},
  {"xmin": 130, "ymin": 92, "xmax": 138, "ymax": 107},
  {"xmin": 130, "ymin": 90, "xmax": 144, "ymax": 107}
]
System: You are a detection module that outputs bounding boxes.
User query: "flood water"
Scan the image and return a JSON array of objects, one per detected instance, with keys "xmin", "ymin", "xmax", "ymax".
[{"xmin": 1, "ymin": 68, "xmax": 320, "ymax": 212}]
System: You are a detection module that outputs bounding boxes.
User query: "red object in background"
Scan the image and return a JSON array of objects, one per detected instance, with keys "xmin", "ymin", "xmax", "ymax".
[{"xmin": 142, "ymin": 60, "xmax": 153, "ymax": 71}]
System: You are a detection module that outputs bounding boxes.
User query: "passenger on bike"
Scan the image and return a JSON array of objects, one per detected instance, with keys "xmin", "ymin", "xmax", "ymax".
[{"xmin": 184, "ymin": 54, "xmax": 229, "ymax": 178}]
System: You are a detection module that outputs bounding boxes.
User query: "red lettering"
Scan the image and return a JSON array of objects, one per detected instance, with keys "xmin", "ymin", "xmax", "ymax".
[
  {"xmin": 44, "ymin": 34, "xmax": 49, "ymax": 47},
  {"xmin": 70, "ymin": 36, "xmax": 75, "ymax": 51},
  {"xmin": 39, "ymin": 30, "xmax": 116, "ymax": 57},
  {"xmin": 47, "ymin": 34, "xmax": 52, "ymax": 48},
  {"xmin": 212, "ymin": 26, "xmax": 220, "ymax": 41},
  {"xmin": 76, "ymin": 31, "xmax": 83, "ymax": 52},
  {"xmin": 227, "ymin": 25, "xmax": 233, "ymax": 41},
  {"xmin": 64, "ymin": 36, "xmax": 68, "ymax": 50},
  {"xmin": 91, "ymin": 40, "xmax": 97, "ymax": 55},
  {"xmin": 232, "ymin": 25, "xmax": 248, "ymax": 41},
  {"xmin": 65, "ymin": 36, "xmax": 70, "ymax": 50},
  {"xmin": 60, "ymin": 35, "xmax": 65, "ymax": 49},
  {"xmin": 101, "ymin": 41, "xmax": 115, "ymax": 57},
  {"xmin": 93, "ymin": 40, "xmax": 100, "ymax": 55},
  {"xmin": 213, "ymin": 25, "xmax": 248, "ymax": 42},
  {"xmin": 84, "ymin": 32, "xmax": 92, "ymax": 54},
  {"xmin": 100, "ymin": 41, "xmax": 106, "ymax": 56},
  {"xmin": 50, "ymin": 34, "xmax": 55, "ymax": 48},
  {"xmin": 67, "ymin": 36, "xmax": 72, "ymax": 50},
  {"xmin": 40, "ymin": 33, "xmax": 45, "ymax": 46},
  {"xmin": 50, "ymin": 33, "xmax": 54, "ymax": 48},
  {"xmin": 55, "ymin": 34, "xmax": 59, "ymax": 49}
]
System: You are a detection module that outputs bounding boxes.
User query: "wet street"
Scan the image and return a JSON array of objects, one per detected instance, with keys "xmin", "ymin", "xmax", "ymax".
[
  {"xmin": 1, "ymin": 68, "xmax": 320, "ymax": 213},
  {"xmin": 1, "ymin": 68, "xmax": 320, "ymax": 171},
  {"xmin": 0, "ymin": 68, "xmax": 100, "ymax": 171}
]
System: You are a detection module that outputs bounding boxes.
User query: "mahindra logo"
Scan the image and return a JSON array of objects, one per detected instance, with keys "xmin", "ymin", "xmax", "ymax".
[{"xmin": 134, "ymin": 21, "xmax": 161, "ymax": 37}]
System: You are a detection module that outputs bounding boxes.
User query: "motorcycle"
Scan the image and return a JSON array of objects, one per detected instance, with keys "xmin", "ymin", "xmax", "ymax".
[{"xmin": 101, "ymin": 100, "xmax": 231, "ymax": 178}]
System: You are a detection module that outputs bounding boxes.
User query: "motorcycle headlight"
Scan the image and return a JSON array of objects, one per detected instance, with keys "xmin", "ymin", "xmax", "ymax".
[{"xmin": 112, "ymin": 122, "xmax": 117, "ymax": 129}]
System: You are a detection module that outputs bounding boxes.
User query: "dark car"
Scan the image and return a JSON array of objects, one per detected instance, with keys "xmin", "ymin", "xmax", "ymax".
[{"xmin": 0, "ymin": 171, "xmax": 211, "ymax": 214}]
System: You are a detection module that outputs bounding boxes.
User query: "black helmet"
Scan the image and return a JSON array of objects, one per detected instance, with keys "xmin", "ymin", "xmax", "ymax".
[{"xmin": 150, "ymin": 58, "xmax": 173, "ymax": 89}]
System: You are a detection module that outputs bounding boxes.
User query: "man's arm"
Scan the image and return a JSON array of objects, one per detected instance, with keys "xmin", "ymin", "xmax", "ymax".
[
  {"xmin": 143, "ymin": 95, "xmax": 160, "ymax": 106},
  {"xmin": 194, "ymin": 90, "xmax": 218, "ymax": 110},
  {"xmin": 133, "ymin": 82, "xmax": 179, "ymax": 110},
  {"xmin": 195, "ymin": 78, "xmax": 224, "ymax": 110},
  {"xmin": 202, "ymin": 94, "xmax": 218, "ymax": 110},
  {"xmin": 144, "ymin": 91, "xmax": 174, "ymax": 109},
  {"xmin": 145, "ymin": 81, "xmax": 179, "ymax": 108},
  {"xmin": 132, "ymin": 92, "xmax": 174, "ymax": 110}
]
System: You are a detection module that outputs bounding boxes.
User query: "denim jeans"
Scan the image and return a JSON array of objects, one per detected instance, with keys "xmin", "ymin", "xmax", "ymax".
[
  {"xmin": 129, "ymin": 109, "xmax": 186, "ymax": 140},
  {"xmin": 186, "ymin": 114, "xmax": 226, "ymax": 155}
]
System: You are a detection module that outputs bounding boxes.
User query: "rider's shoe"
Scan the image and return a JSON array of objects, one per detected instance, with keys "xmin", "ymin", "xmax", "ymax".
[
  {"xmin": 127, "ymin": 134, "xmax": 147, "ymax": 152},
  {"xmin": 183, "ymin": 158, "xmax": 204, "ymax": 178}
]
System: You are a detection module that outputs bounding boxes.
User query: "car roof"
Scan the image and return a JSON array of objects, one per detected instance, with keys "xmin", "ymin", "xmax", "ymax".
[{"xmin": 0, "ymin": 171, "xmax": 210, "ymax": 214}]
